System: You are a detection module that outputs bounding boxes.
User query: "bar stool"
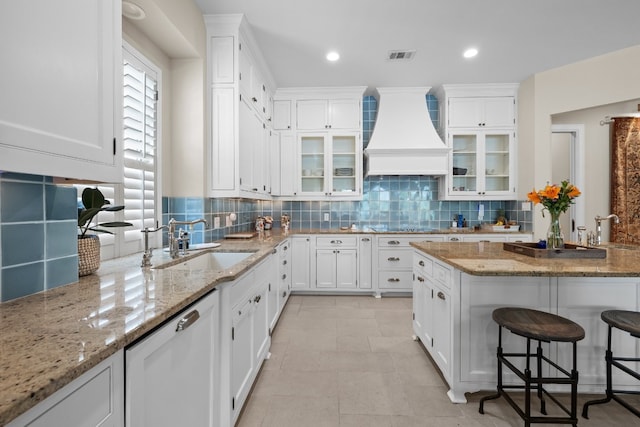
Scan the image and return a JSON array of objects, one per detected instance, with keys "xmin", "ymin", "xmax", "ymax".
[
  {"xmin": 582, "ymin": 310, "xmax": 640, "ymax": 419},
  {"xmin": 479, "ymin": 307, "xmax": 585, "ymax": 426}
]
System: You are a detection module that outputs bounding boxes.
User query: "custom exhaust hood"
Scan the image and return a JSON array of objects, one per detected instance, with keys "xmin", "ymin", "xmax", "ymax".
[{"xmin": 364, "ymin": 87, "xmax": 450, "ymax": 176}]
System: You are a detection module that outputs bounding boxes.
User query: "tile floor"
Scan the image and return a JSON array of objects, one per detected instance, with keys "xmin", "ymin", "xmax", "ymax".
[{"xmin": 237, "ymin": 295, "xmax": 640, "ymax": 426}]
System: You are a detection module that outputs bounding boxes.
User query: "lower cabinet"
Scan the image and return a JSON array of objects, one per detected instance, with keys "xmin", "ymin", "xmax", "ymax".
[
  {"xmin": 125, "ymin": 290, "xmax": 220, "ymax": 427},
  {"xmin": 223, "ymin": 258, "xmax": 272, "ymax": 426},
  {"xmin": 291, "ymin": 235, "xmax": 311, "ymax": 289},
  {"xmin": 7, "ymin": 351, "xmax": 124, "ymax": 427},
  {"xmin": 278, "ymin": 239, "xmax": 292, "ymax": 310},
  {"xmin": 315, "ymin": 236, "xmax": 358, "ymax": 289}
]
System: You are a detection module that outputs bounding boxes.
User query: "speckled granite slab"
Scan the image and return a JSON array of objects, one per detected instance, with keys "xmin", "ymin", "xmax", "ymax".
[
  {"xmin": 0, "ymin": 233, "xmax": 285, "ymax": 425},
  {"xmin": 411, "ymin": 241, "xmax": 640, "ymax": 276}
]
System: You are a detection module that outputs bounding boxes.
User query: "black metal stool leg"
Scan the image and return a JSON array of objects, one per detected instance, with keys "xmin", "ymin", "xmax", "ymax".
[
  {"xmin": 536, "ymin": 340, "xmax": 547, "ymax": 415},
  {"xmin": 479, "ymin": 325, "xmax": 503, "ymax": 414},
  {"xmin": 582, "ymin": 325, "xmax": 614, "ymax": 419}
]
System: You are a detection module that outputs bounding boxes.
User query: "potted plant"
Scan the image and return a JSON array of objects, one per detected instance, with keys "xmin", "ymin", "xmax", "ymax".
[{"xmin": 77, "ymin": 187, "xmax": 132, "ymax": 276}]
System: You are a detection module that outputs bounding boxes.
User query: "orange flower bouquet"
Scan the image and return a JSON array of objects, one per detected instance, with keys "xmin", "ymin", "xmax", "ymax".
[
  {"xmin": 527, "ymin": 180, "xmax": 581, "ymax": 217},
  {"xmin": 527, "ymin": 180, "xmax": 581, "ymax": 248}
]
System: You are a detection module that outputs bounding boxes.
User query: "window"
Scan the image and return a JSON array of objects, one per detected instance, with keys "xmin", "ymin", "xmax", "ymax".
[{"xmin": 77, "ymin": 42, "xmax": 161, "ymax": 259}]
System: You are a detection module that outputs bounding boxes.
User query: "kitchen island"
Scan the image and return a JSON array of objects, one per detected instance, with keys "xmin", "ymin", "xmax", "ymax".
[{"xmin": 410, "ymin": 241, "xmax": 640, "ymax": 403}]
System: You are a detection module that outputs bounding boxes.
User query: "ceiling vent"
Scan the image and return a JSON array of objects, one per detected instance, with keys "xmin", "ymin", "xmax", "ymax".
[{"xmin": 387, "ymin": 50, "xmax": 416, "ymax": 61}]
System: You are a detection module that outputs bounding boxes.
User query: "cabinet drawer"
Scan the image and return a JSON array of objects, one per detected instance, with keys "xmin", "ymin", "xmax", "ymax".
[
  {"xmin": 378, "ymin": 271, "xmax": 413, "ymax": 289},
  {"xmin": 316, "ymin": 236, "xmax": 358, "ymax": 247},
  {"xmin": 414, "ymin": 254, "xmax": 433, "ymax": 276},
  {"xmin": 376, "ymin": 236, "xmax": 415, "ymax": 247},
  {"xmin": 378, "ymin": 249, "xmax": 412, "ymax": 269},
  {"xmin": 433, "ymin": 262, "xmax": 453, "ymax": 289},
  {"xmin": 229, "ymin": 270, "xmax": 256, "ymax": 307}
]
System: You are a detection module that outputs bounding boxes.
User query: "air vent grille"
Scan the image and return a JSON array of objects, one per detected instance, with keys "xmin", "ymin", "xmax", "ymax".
[{"xmin": 387, "ymin": 50, "xmax": 416, "ymax": 61}]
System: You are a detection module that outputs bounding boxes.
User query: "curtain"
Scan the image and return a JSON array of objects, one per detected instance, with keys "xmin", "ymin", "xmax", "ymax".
[{"xmin": 610, "ymin": 117, "xmax": 640, "ymax": 244}]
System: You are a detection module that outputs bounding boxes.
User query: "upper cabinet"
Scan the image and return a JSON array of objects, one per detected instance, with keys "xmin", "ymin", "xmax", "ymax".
[
  {"xmin": 205, "ymin": 15, "xmax": 276, "ymax": 200},
  {"xmin": 436, "ymin": 84, "xmax": 519, "ymax": 201},
  {"xmin": 273, "ymin": 87, "xmax": 366, "ymax": 200},
  {"xmin": 296, "ymin": 99, "xmax": 361, "ymax": 130},
  {"xmin": 0, "ymin": 0, "xmax": 123, "ymax": 182}
]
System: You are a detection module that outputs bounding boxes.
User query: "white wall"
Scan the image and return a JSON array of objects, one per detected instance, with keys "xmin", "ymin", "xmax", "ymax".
[{"xmin": 519, "ymin": 45, "xmax": 640, "ymax": 239}]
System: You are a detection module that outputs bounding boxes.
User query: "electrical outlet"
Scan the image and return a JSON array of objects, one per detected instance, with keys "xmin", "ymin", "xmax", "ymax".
[
  {"xmin": 323, "ymin": 213, "xmax": 330, "ymax": 222},
  {"xmin": 214, "ymin": 216, "xmax": 220, "ymax": 229},
  {"xmin": 521, "ymin": 202, "xmax": 532, "ymax": 211}
]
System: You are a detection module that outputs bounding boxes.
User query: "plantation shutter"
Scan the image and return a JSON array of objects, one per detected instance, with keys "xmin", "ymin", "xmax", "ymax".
[{"xmin": 122, "ymin": 56, "xmax": 157, "ymax": 249}]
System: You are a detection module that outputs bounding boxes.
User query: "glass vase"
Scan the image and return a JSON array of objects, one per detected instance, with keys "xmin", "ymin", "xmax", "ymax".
[{"xmin": 547, "ymin": 212, "xmax": 565, "ymax": 249}]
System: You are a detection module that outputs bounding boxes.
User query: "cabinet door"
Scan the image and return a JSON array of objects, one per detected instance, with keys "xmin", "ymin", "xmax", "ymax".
[
  {"xmin": 358, "ymin": 237, "xmax": 372, "ymax": 289},
  {"xmin": 482, "ymin": 131, "xmax": 513, "ymax": 195},
  {"xmin": 210, "ymin": 87, "xmax": 236, "ymax": 191},
  {"xmin": 291, "ymin": 236, "xmax": 311, "ymax": 289},
  {"xmin": 329, "ymin": 133, "xmax": 359, "ymax": 196},
  {"xmin": 9, "ymin": 352, "xmax": 124, "ymax": 427},
  {"xmin": 448, "ymin": 97, "xmax": 514, "ymax": 128},
  {"xmin": 329, "ymin": 99, "xmax": 360, "ymax": 129},
  {"xmin": 210, "ymin": 36, "xmax": 234, "ymax": 83},
  {"xmin": 279, "ymin": 132, "xmax": 297, "ymax": 196},
  {"xmin": 448, "ymin": 98, "xmax": 483, "ymax": 128},
  {"xmin": 273, "ymin": 100, "xmax": 292, "ymax": 130},
  {"xmin": 297, "ymin": 100, "xmax": 328, "ymax": 130},
  {"xmin": 482, "ymin": 97, "xmax": 515, "ymax": 127},
  {"xmin": 432, "ymin": 285, "xmax": 451, "ymax": 377},
  {"xmin": 336, "ymin": 249, "xmax": 357, "ymax": 288},
  {"xmin": 126, "ymin": 291, "xmax": 218, "ymax": 427},
  {"xmin": 0, "ymin": 0, "xmax": 121, "ymax": 182},
  {"xmin": 316, "ymin": 249, "xmax": 337, "ymax": 288},
  {"xmin": 231, "ymin": 298, "xmax": 254, "ymax": 418},
  {"xmin": 299, "ymin": 134, "xmax": 326, "ymax": 195},
  {"xmin": 252, "ymin": 282, "xmax": 270, "ymax": 365}
]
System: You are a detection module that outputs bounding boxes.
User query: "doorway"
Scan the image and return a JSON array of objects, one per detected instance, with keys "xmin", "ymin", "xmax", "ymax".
[{"xmin": 550, "ymin": 124, "xmax": 585, "ymax": 243}]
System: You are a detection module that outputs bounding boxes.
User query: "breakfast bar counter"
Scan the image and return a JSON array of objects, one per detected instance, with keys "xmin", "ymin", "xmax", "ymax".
[{"xmin": 409, "ymin": 242, "xmax": 640, "ymax": 403}]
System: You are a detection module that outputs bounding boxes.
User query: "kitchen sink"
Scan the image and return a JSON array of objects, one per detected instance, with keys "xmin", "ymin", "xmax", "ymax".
[{"xmin": 157, "ymin": 250, "xmax": 257, "ymax": 271}]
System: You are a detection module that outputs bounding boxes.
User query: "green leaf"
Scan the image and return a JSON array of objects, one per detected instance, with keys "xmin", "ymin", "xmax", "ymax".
[
  {"xmin": 97, "ymin": 221, "xmax": 133, "ymax": 228},
  {"xmin": 81, "ymin": 188, "xmax": 105, "ymax": 210}
]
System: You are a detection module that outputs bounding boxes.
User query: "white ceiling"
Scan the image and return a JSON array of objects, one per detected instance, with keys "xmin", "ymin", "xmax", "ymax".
[{"xmin": 193, "ymin": 0, "xmax": 640, "ymax": 91}]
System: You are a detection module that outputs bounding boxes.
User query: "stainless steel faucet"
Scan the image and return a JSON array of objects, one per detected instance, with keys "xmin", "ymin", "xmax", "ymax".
[
  {"xmin": 594, "ymin": 214, "xmax": 620, "ymax": 245},
  {"xmin": 140, "ymin": 225, "xmax": 168, "ymax": 267},
  {"xmin": 168, "ymin": 218, "xmax": 208, "ymax": 258}
]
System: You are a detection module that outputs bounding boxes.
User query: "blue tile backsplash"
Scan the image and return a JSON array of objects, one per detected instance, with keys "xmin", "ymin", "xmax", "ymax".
[
  {"xmin": 0, "ymin": 173, "xmax": 78, "ymax": 302},
  {"xmin": 0, "ymin": 95, "xmax": 530, "ymax": 302}
]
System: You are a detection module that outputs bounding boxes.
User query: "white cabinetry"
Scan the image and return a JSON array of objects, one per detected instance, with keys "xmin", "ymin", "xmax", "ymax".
[
  {"xmin": 206, "ymin": 15, "xmax": 275, "ymax": 200},
  {"xmin": 315, "ymin": 236, "xmax": 358, "ymax": 289},
  {"xmin": 413, "ymin": 253, "xmax": 452, "ymax": 380},
  {"xmin": 126, "ymin": 290, "xmax": 219, "ymax": 427},
  {"xmin": 278, "ymin": 239, "xmax": 292, "ymax": 310},
  {"xmin": 436, "ymin": 84, "xmax": 518, "ymax": 201},
  {"xmin": 299, "ymin": 132, "xmax": 361, "ymax": 198},
  {"xmin": 224, "ymin": 259, "xmax": 271, "ymax": 425},
  {"xmin": 291, "ymin": 235, "xmax": 312, "ymax": 289},
  {"xmin": 0, "ymin": 0, "xmax": 122, "ymax": 182},
  {"xmin": 296, "ymin": 99, "xmax": 361, "ymax": 130},
  {"xmin": 7, "ymin": 351, "xmax": 124, "ymax": 427},
  {"xmin": 358, "ymin": 236, "xmax": 373, "ymax": 289},
  {"xmin": 273, "ymin": 100, "xmax": 292, "ymax": 130},
  {"xmin": 374, "ymin": 235, "xmax": 427, "ymax": 293}
]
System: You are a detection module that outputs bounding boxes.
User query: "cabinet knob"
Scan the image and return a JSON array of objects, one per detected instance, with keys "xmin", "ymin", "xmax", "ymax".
[
  {"xmin": 282, "ymin": 291, "xmax": 287, "ymax": 297},
  {"xmin": 283, "ymin": 260, "xmax": 287, "ymax": 265},
  {"xmin": 418, "ymin": 276, "xmax": 425, "ymax": 282},
  {"xmin": 437, "ymin": 291, "xmax": 446, "ymax": 301},
  {"xmin": 175, "ymin": 310, "xmax": 200, "ymax": 332},
  {"xmin": 254, "ymin": 295, "xmax": 261, "ymax": 304},
  {"xmin": 252, "ymin": 97, "xmax": 257, "ymax": 102},
  {"xmin": 282, "ymin": 274, "xmax": 287, "ymax": 280},
  {"xmin": 418, "ymin": 260, "xmax": 425, "ymax": 266}
]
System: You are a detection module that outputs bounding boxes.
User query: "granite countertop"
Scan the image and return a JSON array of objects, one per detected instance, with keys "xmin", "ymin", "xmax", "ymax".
[
  {"xmin": 411, "ymin": 241, "xmax": 640, "ymax": 277},
  {"xmin": 298, "ymin": 228, "xmax": 531, "ymax": 235},
  {"xmin": 0, "ymin": 232, "xmax": 286, "ymax": 425}
]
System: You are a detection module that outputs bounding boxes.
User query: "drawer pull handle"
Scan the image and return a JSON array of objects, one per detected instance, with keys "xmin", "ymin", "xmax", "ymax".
[
  {"xmin": 450, "ymin": 237, "xmax": 460, "ymax": 242},
  {"xmin": 284, "ymin": 246, "xmax": 288, "ymax": 251},
  {"xmin": 388, "ymin": 278, "xmax": 400, "ymax": 282},
  {"xmin": 282, "ymin": 291, "xmax": 287, "ymax": 298},
  {"xmin": 418, "ymin": 260, "xmax": 425, "ymax": 266},
  {"xmin": 387, "ymin": 257, "xmax": 400, "ymax": 261},
  {"xmin": 437, "ymin": 291, "xmax": 446, "ymax": 301},
  {"xmin": 329, "ymin": 240, "xmax": 343, "ymax": 245},
  {"xmin": 283, "ymin": 260, "xmax": 287, "ymax": 265},
  {"xmin": 387, "ymin": 240, "xmax": 400, "ymax": 245},
  {"xmin": 282, "ymin": 274, "xmax": 287, "ymax": 280},
  {"xmin": 418, "ymin": 276, "xmax": 425, "ymax": 282},
  {"xmin": 254, "ymin": 295, "xmax": 262, "ymax": 304},
  {"xmin": 361, "ymin": 237, "xmax": 370, "ymax": 242},
  {"xmin": 176, "ymin": 310, "xmax": 200, "ymax": 332}
]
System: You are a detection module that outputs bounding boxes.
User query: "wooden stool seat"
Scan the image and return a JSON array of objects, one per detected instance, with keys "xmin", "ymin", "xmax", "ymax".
[
  {"xmin": 582, "ymin": 310, "xmax": 640, "ymax": 419},
  {"xmin": 601, "ymin": 310, "xmax": 640, "ymax": 338},
  {"xmin": 480, "ymin": 307, "xmax": 584, "ymax": 426},
  {"xmin": 493, "ymin": 307, "xmax": 585, "ymax": 343}
]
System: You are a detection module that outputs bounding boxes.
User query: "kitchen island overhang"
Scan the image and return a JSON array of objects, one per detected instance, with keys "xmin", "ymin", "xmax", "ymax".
[{"xmin": 410, "ymin": 241, "xmax": 640, "ymax": 403}]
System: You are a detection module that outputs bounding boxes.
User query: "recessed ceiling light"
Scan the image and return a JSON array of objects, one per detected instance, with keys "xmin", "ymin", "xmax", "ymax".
[
  {"xmin": 326, "ymin": 51, "xmax": 340, "ymax": 62},
  {"xmin": 122, "ymin": 1, "xmax": 146, "ymax": 20},
  {"xmin": 463, "ymin": 48, "xmax": 478, "ymax": 59}
]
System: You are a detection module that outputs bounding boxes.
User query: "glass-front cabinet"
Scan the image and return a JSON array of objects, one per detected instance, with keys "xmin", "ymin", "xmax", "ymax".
[
  {"xmin": 446, "ymin": 130, "xmax": 515, "ymax": 200},
  {"xmin": 299, "ymin": 132, "xmax": 360, "ymax": 198}
]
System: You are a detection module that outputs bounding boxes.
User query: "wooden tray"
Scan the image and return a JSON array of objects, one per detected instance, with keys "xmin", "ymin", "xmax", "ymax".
[{"xmin": 503, "ymin": 242, "xmax": 607, "ymax": 259}]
